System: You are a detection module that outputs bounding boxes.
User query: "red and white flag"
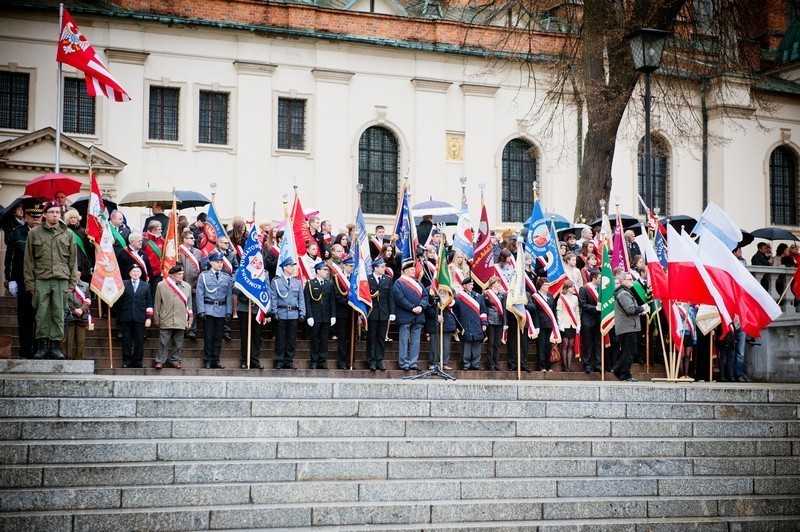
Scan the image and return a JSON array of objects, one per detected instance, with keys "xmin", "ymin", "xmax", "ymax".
[
  {"xmin": 470, "ymin": 201, "xmax": 494, "ymax": 289},
  {"xmin": 90, "ymin": 220, "xmax": 124, "ymax": 306},
  {"xmin": 697, "ymin": 229, "xmax": 782, "ymax": 338},
  {"xmin": 86, "ymin": 172, "xmax": 104, "ymax": 243},
  {"xmin": 290, "ymin": 193, "xmax": 312, "ymax": 283},
  {"xmin": 667, "ymin": 226, "xmax": 732, "ymax": 330},
  {"xmin": 56, "ymin": 8, "xmax": 131, "ymax": 102},
  {"xmin": 640, "ymin": 232, "xmax": 668, "ymax": 300}
]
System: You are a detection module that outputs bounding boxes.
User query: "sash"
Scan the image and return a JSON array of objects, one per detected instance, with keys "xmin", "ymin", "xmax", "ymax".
[
  {"xmin": 221, "ymin": 256, "xmax": 233, "ymax": 275},
  {"xmin": 125, "ymin": 247, "xmax": 149, "ymax": 281},
  {"xmin": 179, "ymin": 245, "xmax": 200, "ymax": 272},
  {"xmin": 270, "ymin": 245, "xmax": 280, "ymax": 257},
  {"xmin": 70, "ymin": 228, "xmax": 89, "ymax": 262},
  {"xmin": 329, "ymin": 261, "xmax": 350, "ymax": 295},
  {"xmin": 235, "ymin": 244, "xmax": 244, "ymax": 258},
  {"xmin": 523, "ymin": 272, "xmax": 536, "ymax": 294},
  {"xmin": 524, "ymin": 310, "xmax": 538, "ymax": 338},
  {"xmin": 532, "ymin": 292, "xmax": 561, "ymax": 343},
  {"xmin": 166, "ymin": 277, "xmax": 193, "ymax": 320},
  {"xmin": 398, "ymin": 275, "xmax": 423, "ymax": 299},
  {"xmin": 485, "ymin": 290, "xmax": 504, "ymax": 317},
  {"xmin": 385, "ymin": 266, "xmax": 394, "ymax": 279},
  {"xmin": 110, "ymin": 225, "xmax": 127, "ymax": 248},
  {"xmin": 493, "ymin": 264, "xmax": 511, "ymax": 292},
  {"xmin": 73, "ymin": 286, "xmax": 94, "ymax": 325},
  {"xmin": 560, "ymin": 294, "xmax": 579, "ymax": 328},
  {"xmin": 449, "ymin": 264, "xmax": 466, "ymax": 285},
  {"xmin": 145, "ymin": 237, "xmax": 162, "ymax": 259},
  {"xmin": 456, "ymin": 290, "xmax": 481, "ymax": 317},
  {"xmin": 371, "ymin": 237, "xmax": 383, "ymax": 252},
  {"xmin": 583, "ymin": 283, "xmax": 599, "ymax": 304}
]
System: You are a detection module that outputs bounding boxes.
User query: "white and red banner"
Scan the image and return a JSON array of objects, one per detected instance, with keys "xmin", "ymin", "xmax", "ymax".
[
  {"xmin": 90, "ymin": 220, "xmax": 124, "ymax": 306},
  {"xmin": 57, "ymin": 8, "xmax": 130, "ymax": 102},
  {"xmin": 86, "ymin": 171, "xmax": 104, "ymax": 243}
]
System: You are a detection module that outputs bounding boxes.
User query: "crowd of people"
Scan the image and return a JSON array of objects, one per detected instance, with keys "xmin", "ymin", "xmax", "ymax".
[{"xmin": 4, "ymin": 198, "xmax": 784, "ymax": 381}]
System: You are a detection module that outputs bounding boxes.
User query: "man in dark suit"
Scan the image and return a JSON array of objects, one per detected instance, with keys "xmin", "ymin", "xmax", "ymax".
[
  {"xmin": 578, "ymin": 270, "xmax": 602, "ymax": 373},
  {"xmin": 116, "ymin": 232, "xmax": 151, "ymax": 282},
  {"xmin": 367, "ymin": 258, "xmax": 395, "ymax": 371},
  {"xmin": 304, "ymin": 262, "xmax": 336, "ymax": 369},
  {"xmin": 116, "ymin": 264, "xmax": 153, "ymax": 368}
]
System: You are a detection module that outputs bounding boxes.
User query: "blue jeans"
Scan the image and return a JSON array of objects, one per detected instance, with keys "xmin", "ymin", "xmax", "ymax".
[
  {"xmin": 398, "ymin": 322, "xmax": 422, "ymax": 369},
  {"xmin": 734, "ymin": 326, "xmax": 746, "ymax": 378}
]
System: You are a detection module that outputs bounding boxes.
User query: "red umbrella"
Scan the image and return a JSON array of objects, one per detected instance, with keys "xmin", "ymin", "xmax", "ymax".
[{"xmin": 25, "ymin": 173, "xmax": 82, "ymax": 199}]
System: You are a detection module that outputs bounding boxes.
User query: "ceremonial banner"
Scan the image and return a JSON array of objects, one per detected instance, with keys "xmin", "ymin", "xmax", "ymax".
[
  {"xmin": 57, "ymin": 8, "xmax": 130, "ymax": 102},
  {"xmin": 452, "ymin": 189, "xmax": 474, "ymax": 259},
  {"xmin": 198, "ymin": 203, "xmax": 226, "ymax": 258},
  {"xmin": 640, "ymin": 230, "xmax": 668, "ymax": 300},
  {"xmin": 506, "ymin": 239, "xmax": 528, "ymax": 329},
  {"xmin": 160, "ymin": 198, "xmax": 179, "ymax": 278},
  {"xmin": 90, "ymin": 220, "xmax": 124, "ymax": 306},
  {"xmin": 654, "ymin": 229, "xmax": 668, "ymax": 268},
  {"xmin": 348, "ymin": 236, "xmax": 372, "ymax": 327},
  {"xmin": 355, "ymin": 207, "xmax": 372, "ymax": 276},
  {"xmin": 392, "ymin": 183, "xmax": 417, "ymax": 263},
  {"xmin": 523, "ymin": 200, "xmax": 566, "ymax": 294},
  {"xmin": 599, "ymin": 243, "xmax": 615, "ymax": 336},
  {"xmin": 435, "ymin": 238, "xmax": 453, "ymax": 306},
  {"xmin": 234, "ymin": 225, "xmax": 271, "ymax": 317},
  {"xmin": 611, "ymin": 211, "xmax": 628, "ymax": 271},
  {"xmin": 692, "ymin": 201, "xmax": 742, "ymax": 251},
  {"xmin": 290, "ymin": 193, "xmax": 312, "ymax": 282},
  {"xmin": 471, "ymin": 201, "xmax": 494, "ymax": 289},
  {"xmin": 86, "ymin": 171, "xmax": 104, "ymax": 243},
  {"xmin": 276, "ymin": 210, "xmax": 298, "ymax": 279}
]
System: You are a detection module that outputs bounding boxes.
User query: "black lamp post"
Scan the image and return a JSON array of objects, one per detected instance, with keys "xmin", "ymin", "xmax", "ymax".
[{"xmin": 628, "ymin": 28, "xmax": 670, "ymax": 214}]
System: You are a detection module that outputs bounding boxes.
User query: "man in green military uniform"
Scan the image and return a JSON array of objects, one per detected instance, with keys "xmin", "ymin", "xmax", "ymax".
[{"xmin": 24, "ymin": 200, "xmax": 79, "ymax": 359}]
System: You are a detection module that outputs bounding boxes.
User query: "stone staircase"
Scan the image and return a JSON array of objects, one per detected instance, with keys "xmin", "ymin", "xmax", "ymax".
[{"xmin": 1, "ymin": 375, "xmax": 799, "ymax": 530}]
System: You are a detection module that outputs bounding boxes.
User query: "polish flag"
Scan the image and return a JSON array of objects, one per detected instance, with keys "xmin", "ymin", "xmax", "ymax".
[
  {"xmin": 667, "ymin": 225, "xmax": 732, "ymax": 330},
  {"xmin": 86, "ymin": 172, "xmax": 104, "ymax": 243},
  {"xmin": 697, "ymin": 229, "xmax": 782, "ymax": 338},
  {"xmin": 640, "ymin": 230, "xmax": 668, "ymax": 300}
]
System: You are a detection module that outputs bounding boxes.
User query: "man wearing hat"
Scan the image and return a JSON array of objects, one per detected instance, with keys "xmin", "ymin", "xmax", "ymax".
[
  {"xmin": 153, "ymin": 264, "xmax": 193, "ymax": 369},
  {"xmin": 116, "ymin": 264, "xmax": 153, "ymax": 368},
  {"xmin": 332, "ymin": 255, "xmax": 354, "ymax": 369},
  {"xmin": 391, "ymin": 258, "xmax": 428, "ymax": 371},
  {"xmin": 270, "ymin": 257, "xmax": 306, "ymax": 369},
  {"xmin": 367, "ymin": 258, "xmax": 395, "ymax": 371},
  {"xmin": 5, "ymin": 203, "xmax": 41, "ymax": 358},
  {"xmin": 24, "ymin": 200, "xmax": 78, "ymax": 359},
  {"xmin": 197, "ymin": 252, "xmax": 234, "ymax": 369},
  {"xmin": 304, "ymin": 262, "xmax": 336, "ymax": 369},
  {"xmin": 454, "ymin": 277, "xmax": 488, "ymax": 370}
]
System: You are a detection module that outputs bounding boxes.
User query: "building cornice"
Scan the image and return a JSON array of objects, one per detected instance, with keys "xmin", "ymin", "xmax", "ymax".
[
  {"xmin": 312, "ymin": 68, "xmax": 355, "ymax": 84},
  {"xmin": 460, "ymin": 83, "xmax": 500, "ymax": 97},
  {"xmin": 234, "ymin": 60, "xmax": 277, "ymax": 76},
  {"xmin": 104, "ymin": 48, "xmax": 149, "ymax": 65},
  {"xmin": 411, "ymin": 78, "xmax": 452, "ymax": 93}
]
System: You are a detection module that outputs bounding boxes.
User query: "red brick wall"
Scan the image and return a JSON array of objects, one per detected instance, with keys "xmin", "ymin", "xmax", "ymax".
[{"xmin": 113, "ymin": 0, "xmax": 570, "ymax": 57}]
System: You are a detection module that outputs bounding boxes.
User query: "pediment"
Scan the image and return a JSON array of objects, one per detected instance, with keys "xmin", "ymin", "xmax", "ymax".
[{"xmin": 0, "ymin": 127, "xmax": 126, "ymax": 175}]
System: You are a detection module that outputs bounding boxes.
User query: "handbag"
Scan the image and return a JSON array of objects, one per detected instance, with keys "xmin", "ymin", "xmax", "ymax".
[{"xmin": 549, "ymin": 343, "xmax": 561, "ymax": 363}]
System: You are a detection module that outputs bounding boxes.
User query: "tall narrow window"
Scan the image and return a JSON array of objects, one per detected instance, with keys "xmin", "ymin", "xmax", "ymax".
[
  {"xmin": 149, "ymin": 86, "xmax": 180, "ymax": 141},
  {"xmin": 501, "ymin": 139, "xmax": 537, "ymax": 223},
  {"xmin": 358, "ymin": 126, "xmax": 398, "ymax": 215},
  {"xmin": 63, "ymin": 78, "xmax": 95, "ymax": 135},
  {"xmin": 638, "ymin": 135, "xmax": 670, "ymax": 216},
  {"xmin": 770, "ymin": 147, "xmax": 798, "ymax": 226},
  {"xmin": 277, "ymin": 98, "xmax": 305, "ymax": 150},
  {"xmin": 0, "ymin": 71, "xmax": 29, "ymax": 130},
  {"xmin": 198, "ymin": 90, "xmax": 229, "ymax": 145}
]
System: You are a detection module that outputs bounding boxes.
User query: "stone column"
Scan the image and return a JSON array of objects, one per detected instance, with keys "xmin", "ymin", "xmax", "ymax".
[
  {"xmin": 411, "ymin": 78, "xmax": 452, "ymax": 202},
  {"xmin": 460, "ymin": 83, "xmax": 499, "ymax": 212}
]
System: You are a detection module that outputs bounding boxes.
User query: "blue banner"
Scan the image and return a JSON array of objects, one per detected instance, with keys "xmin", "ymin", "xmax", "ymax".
[
  {"xmin": 524, "ymin": 200, "xmax": 566, "ymax": 284},
  {"xmin": 233, "ymin": 225, "xmax": 271, "ymax": 314}
]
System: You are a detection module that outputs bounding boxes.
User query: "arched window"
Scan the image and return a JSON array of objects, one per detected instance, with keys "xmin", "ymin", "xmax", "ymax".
[
  {"xmin": 770, "ymin": 146, "xmax": 798, "ymax": 226},
  {"xmin": 359, "ymin": 126, "xmax": 398, "ymax": 215},
  {"xmin": 501, "ymin": 139, "xmax": 537, "ymax": 223},
  {"xmin": 637, "ymin": 135, "xmax": 670, "ymax": 216}
]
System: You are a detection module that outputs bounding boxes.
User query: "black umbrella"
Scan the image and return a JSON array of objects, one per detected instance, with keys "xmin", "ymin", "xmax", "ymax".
[
  {"xmin": 750, "ymin": 227, "xmax": 800, "ymax": 242},
  {"xmin": 0, "ymin": 196, "xmax": 44, "ymax": 234},
  {"xmin": 175, "ymin": 190, "xmax": 211, "ymax": 209},
  {"xmin": 70, "ymin": 196, "xmax": 119, "ymax": 227},
  {"xmin": 589, "ymin": 214, "xmax": 640, "ymax": 228},
  {"xmin": 659, "ymin": 215, "xmax": 697, "ymax": 233},
  {"xmin": 738, "ymin": 230, "xmax": 754, "ymax": 248},
  {"xmin": 413, "ymin": 214, "xmax": 459, "ymax": 226}
]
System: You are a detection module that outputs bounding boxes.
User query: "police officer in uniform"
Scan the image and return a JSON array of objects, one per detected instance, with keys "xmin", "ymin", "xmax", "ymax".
[
  {"xmin": 196, "ymin": 252, "xmax": 233, "ymax": 369},
  {"xmin": 215, "ymin": 236, "xmax": 240, "ymax": 341},
  {"xmin": 332, "ymin": 255, "xmax": 354, "ymax": 369},
  {"xmin": 5, "ymin": 203, "xmax": 41, "ymax": 358},
  {"xmin": 304, "ymin": 262, "xmax": 336, "ymax": 369},
  {"xmin": 367, "ymin": 258, "xmax": 395, "ymax": 371},
  {"xmin": 270, "ymin": 257, "xmax": 306, "ymax": 369}
]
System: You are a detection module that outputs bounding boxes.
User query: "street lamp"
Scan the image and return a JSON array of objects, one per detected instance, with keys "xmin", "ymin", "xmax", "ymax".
[{"xmin": 628, "ymin": 27, "xmax": 670, "ymax": 215}]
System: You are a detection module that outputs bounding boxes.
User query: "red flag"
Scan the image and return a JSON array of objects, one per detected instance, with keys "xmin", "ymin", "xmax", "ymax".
[
  {"xmin": 90, "ymin": 220, "xmax": 124, "ymax": 306},
  {"xmin": 56, "ymin": 8, "xmax": 130, "ymax": 102},
  {"xmin": 86, "ymin": 172, "xmax": 104, "ymax": 243},
  {"xmin": 290, "ymin": 193, "xmax": 312, "ymax": 282},
  {"xmin": 640, "ymin": 233, "xmax": 668, "ymax": 299},
  {"xmin": 470, "ymin": 202, "xmax": 494, "ymax": 289},
  {"xmin": 793, "ymin": 266, "xmax": 800, "ymax": 301},
  {"xmin": 160, "ymin": 199, "xmax": 180, "ymax": 278}
]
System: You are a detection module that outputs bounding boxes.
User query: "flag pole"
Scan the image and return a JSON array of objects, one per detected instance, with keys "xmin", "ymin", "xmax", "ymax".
[
  {"xmin": 709, "ymin": 330, "xmax": 714, "ymax": 383},
  {"xmin": 439, "ymin": 307, "xmax": 444, "ymax": 369},
  {"xmin": 675, "ymin": 316, "xmax": 687, "ymax": 380},
  {"xmin": 646, "ymin": 315, "xmax": 650, "ymax": 375},
  {"xmin": 349, "ymin": 309, "xmax": 355, "ymax": 371},
  {"xmin": 55, "ymin": 3, "xmax": 64, "ymax": 174},
  {"xmin": 105, "ymin": 301, "xmax": 113, "ymax": 369},
  {"xmin": 601, "ymin": 338, "xmax": 605, "ymax": 382},
  {"xmin": 246, "ymin": 203, "xmax": 255, "ymax": 369},
  {"xmin": 656, "ymin": 311, "xmax": 669, "ymax": 377},
  {"xmin": 516, "ymin": 326, "xmax": 521, "ymax": 381}
]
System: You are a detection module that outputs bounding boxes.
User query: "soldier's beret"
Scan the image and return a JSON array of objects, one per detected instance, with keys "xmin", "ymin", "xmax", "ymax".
[
  {"xmin": 168, "ymin": 264, "xmax": 184, "ymax": 274},
  {"xmin": 401, "ymin": 259, "xmax": 416, "ymax": 271}
]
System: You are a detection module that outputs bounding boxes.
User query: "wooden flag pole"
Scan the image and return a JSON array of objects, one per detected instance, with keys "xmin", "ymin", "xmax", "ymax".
[
  {"xmin": 776, "ymin": 282, "xmax": 791, "ymax": 306},
  {"xmin": 105, "ymin": 301, "xmax": 113, "ymax": 369},
  {"xmin": 349, "ymin": 309, "xmax": 355, "ymax": 371},
  {"xmin": 246, "ymin": 300, "xmax": 252, "ymax": 369},
  {"xmin": 646, "ymin": 318, "xmax": 650, "ymax": 375},
  {"xmin": 601, "ymin": 339, "xmax": 605, "ymax": 382},
  {"xmin": 709, "ymin": 330, "xmax": 715, "ymax": 383},
  {"xmin": 675, "ymin": 327, "xmax": 687, "ymax": 380},
  {"xmin": 655, "ymin": 312, "xmax": 670, "ymax": 376},
  {"xmin": 516, "ymin": 326, "xmax": 521, "ymax": 381}
]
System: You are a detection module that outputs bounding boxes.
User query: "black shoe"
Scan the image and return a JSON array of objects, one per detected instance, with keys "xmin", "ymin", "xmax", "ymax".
[
  {"xmin": 410, "ymin": 365, "xmax": 420, "ymax": 370},
  {"xmin": 623, "ymin": 377, "xmax": 639, "ymax": 382},
  {"xmin": 273, "ymin": 361, "xmax": 281, "ymax": 369},
  {"xmin": 523, "ymin": 367, "xmax": 531, "ymax": 373},
  {"xmin": 318, "ymin": 364, "xmax": 329, "ymax": 370},
  {"xmin": 211, "ymin": 362, "xmax": 225, "ymax": 369},
  {"xmin": 204, "ymin": 362, "xmax": 212, "ymax": 369},
  {"xmin": 122, "ymin": 363, "xmax": 130, "ymax": 368},
  {"xmin": 49, "ymin": 341, "xmax": 65, "ymax": 360},
  {"xmin": 337, "ymin": 364, "xmax": 347, "ymax": 370},
  {"xmin": 369, "ymin": 366, "xmax": 376, "ymax": 372},
  {"xmin": 310, "ymin": 364, "xmax": 318, "ymax": 369},
  {"xmin": 240, "ymin": 363, "xmax": 248, "ymax": 369},
  {"xmin": 32, "ymin": 339, "xmax": 48, "ymax": 360},
  {"xmin": 377, "ymin": 364, "xmax": 385, "ymax": 371},
  {"xmin": 252, "ymin": 362, "xmax": 264, "ymax": 370},
  {"xmin": 282, "ymin": 363, "xmax": 297, "ymax": 370},
  {"xmin": 185, "ymin": 332, "xmax": 197, "ymax": 340},
  {"xmin": 223, "ymin": 334, "xmax": 232, "ymax": 341}
]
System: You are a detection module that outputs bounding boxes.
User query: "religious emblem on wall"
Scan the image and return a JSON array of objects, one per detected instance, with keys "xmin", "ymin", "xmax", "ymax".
[{"xmin": 446, "ymin": 133, "xmax": 464, "ymax": 161}]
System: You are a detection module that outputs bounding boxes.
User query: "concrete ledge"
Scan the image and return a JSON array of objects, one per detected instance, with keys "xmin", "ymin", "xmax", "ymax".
[{"xmin": 0, "ymin": 359, "xmax": 94, "ymax": 374}]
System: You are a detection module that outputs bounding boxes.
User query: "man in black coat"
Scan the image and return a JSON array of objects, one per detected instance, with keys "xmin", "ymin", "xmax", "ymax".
[
  {"xmin": 116, "ymin": 264, "xmax": 153, "ymax": 368},
  {"xmin": 367, "ymin": 258, "xmax": 395, "ymax": 371},
  {"xmin": 578, "ymin": 270, "xmax": 602, "ymax": 373},
  {"xmin": 304, "ymin": 262, "xmax": 336, "ymax": 369},
  {"xmin": 4, "ymin": 205, "xmax": 41, "ymax": 358},
  {"xmin": 332, "ymin": 256, "xmax": 354, "ymax": 369},
  {"xmin": 116, "ymin": 232, "xmax": 151, "ymax": 282}
]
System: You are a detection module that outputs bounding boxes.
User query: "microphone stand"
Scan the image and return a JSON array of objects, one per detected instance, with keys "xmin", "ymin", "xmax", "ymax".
[{"xmin": 406, "ymin": 294, "xmax": 455, "ymax": 381}]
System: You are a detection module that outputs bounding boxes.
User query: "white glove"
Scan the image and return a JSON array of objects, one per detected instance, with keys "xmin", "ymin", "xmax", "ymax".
[
  {"xmin": 331, "ymin": 317, "xmax": 336, "ymax": 326},
  {"xmin": 640, "ymin": 304, "xmax": 649, "ymax": 314},
  {"xmin": 503, "ymin": 325, "xmax": 509, "ymax": 331},
  {"xmin": 307, "ymin": 317, "xmax": 315, "ymax": 327},
  {"xmin": 576, "ymin": 326, "xmax": 581, "ymax": 334},
  {"xmin": 595, "ymin": 304, "xmax": 601, "ymax": 312},
  {"xmin": 558, "ymin": 325, "xmax": 565, "ymax": 332},
  {"xmin": 8, "ymin": 281, "xmax": 17, "ymax": 297},
  {"xmin": 389, "ymin": 314, "xmax": 396, "ymax": 322}
]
